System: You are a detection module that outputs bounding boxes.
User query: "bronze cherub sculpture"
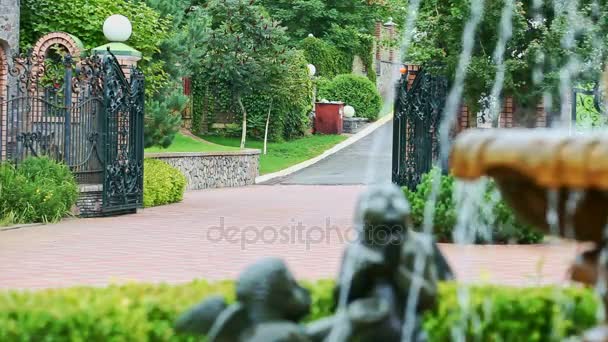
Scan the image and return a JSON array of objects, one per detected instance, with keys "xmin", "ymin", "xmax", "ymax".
[{"xmin": 176, "ymin": 184, "xmax": 452, "ymax": 341}]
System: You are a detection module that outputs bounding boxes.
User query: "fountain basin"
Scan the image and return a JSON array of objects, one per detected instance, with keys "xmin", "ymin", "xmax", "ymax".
[{"xmin": 451, "ymin": 129, "xmax": 608, "ymax": 242}]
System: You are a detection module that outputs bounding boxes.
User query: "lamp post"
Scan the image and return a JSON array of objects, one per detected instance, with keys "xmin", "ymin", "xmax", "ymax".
[{"xmin": 92, "ymin": 15, "xmax": 142, "ymax": 80}]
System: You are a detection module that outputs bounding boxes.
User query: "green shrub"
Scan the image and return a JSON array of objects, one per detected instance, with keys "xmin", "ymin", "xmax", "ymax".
[
  {"xmin": 0, "ymin": 157, "xmax": 78, "ymax": 224},
  {"xmin": 143, "ymin": 159, "xmax": 187, "ymax": 208},
  {"xmin": 300, "ymin": 37, "xmax": 351, "ymax": 79},
  {"xmin": 317, "ymin": 74, "xmax": 382, "ymax": 121},
  {"xmin": 403, "ymin": 168, "xmax": 543, "ymax": 244},
  {"xmin": 0, "ymin": 280, "xmax": 597, "ymax": 341},
  {"xmin": 425, "ymin": 282, "xmax": 598, "ymax": 342}
]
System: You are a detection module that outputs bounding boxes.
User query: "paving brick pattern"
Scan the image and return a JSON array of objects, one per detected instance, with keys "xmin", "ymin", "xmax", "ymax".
[{"xmin": 0, "ymin": 186, "xmax": 585, "ymax": 289}]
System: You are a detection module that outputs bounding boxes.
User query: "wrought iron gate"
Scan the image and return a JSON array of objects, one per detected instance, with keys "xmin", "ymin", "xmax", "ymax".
[
  {"xmin": 101, "ymin": 56, "xmax": 144, "ymax": 213},
  {"xmin": 572, "ymin": 83, "xmax": 606, "ymax": 127},
  {"xmin": 0, "ymin": 51, "xmax": 144, "ymax": 213},
  {"xmin": 392, "ymin": 69, "xmax": 447, "ymax": 190}
]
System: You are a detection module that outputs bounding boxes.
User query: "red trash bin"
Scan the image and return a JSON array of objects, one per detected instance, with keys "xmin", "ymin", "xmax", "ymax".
[{"xmin": 314, "ymin": 102, "xmax": 344, "ymax": 135}]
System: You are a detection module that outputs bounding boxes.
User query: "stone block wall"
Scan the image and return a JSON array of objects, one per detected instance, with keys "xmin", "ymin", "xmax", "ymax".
[
  {"xmin": 146, "ymin": 150, "xmax": 260, "ymax": 191},
  {"xmin": 0, "ymin": 0, "xmax": 19, "ymax": 56}
]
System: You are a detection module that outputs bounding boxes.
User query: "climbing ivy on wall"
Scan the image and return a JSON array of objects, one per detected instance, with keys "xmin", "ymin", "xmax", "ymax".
[
  {"xmin": 191, "ymin": 50, "xmax": 313, "ymax": 141},
  {"xmin": 20, "ymin": 0, "xmax": 171, "ymax": 97}
]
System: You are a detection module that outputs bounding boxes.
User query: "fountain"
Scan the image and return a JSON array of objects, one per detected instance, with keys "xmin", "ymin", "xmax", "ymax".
[
  {"xmin": 175, "ymin": 185, "xmax": 453, "ymax": 341},
  {"xmin": 450, "ymin": 128, "xmax": 608, "ymax": 341}
]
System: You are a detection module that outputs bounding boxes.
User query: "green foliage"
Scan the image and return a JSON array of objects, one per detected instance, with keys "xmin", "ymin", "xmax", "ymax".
[
  {"xmin": 143, "ymin": 0, "xmax": 209, "ymax": 80},
  {"xmin": 145, "ymin": 134, "xmax": 239, "ymax": 153},
  {"xmin": 258, "ymin": 0, "xmax": 407, "ymax": 43},
  {"xmin": 318, "ymin": 74, "xmax": 382, "ymax": 120},
  {"xmin": 0, "ymin": 280, "xmax": 597, "ymax": 341},
  {"xmin": 325, "ymin": 25, "xmax": 376, "ymax": 83},
  {"xmin": 196, "ymin": 0, "xmax": 291, "ymax": 147},
  {"xmin": 300, "ymin": 37, "xmax": 351, "ymax": 79},
  {"xmin": 193, "ymin": 51, "xmax": 313, "ymax": 141},
  {"xmin": 144, "ymin": 87, "xmax": 186, "ymax": 148},
  {"xmin": 199, "ymin": 0, "xmax": 288, "ymax": 98},
  {"xmin": 20, "ymin": 0, "xmax": 171, "ymax": 98},
  {"xmin": 0, "ymin": 158, "xmax": 78, "ymax": 224},
  {"xmin": 425, "ymin": 282, "xmax": 598, "ymax": 342},
  {"xmin": 201, "ymin": 134, "xmax": 347, "ymax": 175},
  {"xmin": 403, "ymin": 168, "xmax": 543, "ymax": 244},
  {"xmin": 143, "ymin": 159, "xmax": 187, "ymax": 208},
  {"xmin": 407, "ymin": 1, "xmax": 608, "ymax": 119}
]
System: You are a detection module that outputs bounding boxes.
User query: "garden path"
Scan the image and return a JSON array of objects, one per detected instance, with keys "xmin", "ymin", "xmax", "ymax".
[
  {"xmin": 275, "ymin": 121, "xmax": 393, "ymax": 185},
  {"xmin": 0, "ymin": 185, "xmax": 585, "ymax": 289}
]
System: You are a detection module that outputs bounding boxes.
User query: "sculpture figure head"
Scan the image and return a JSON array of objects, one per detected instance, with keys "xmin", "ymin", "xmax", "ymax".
[
  {"xmin": 355, "ymin": 184, "xmax": 411, "ymax": 251},
  {"xmin": 236, "ymin": 257, "xmax": 311, "ymax": 322}
]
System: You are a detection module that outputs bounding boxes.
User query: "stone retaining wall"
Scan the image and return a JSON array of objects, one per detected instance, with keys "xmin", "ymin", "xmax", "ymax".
[{"xmin": 146, "ymin": 150, "xmax": 260, "ymax": 191}]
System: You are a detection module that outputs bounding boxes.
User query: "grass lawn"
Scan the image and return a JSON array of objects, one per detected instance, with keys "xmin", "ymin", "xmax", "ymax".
[
  {"xmin": 200, "ymin": 134, "xmax": 347, "ymax": 175},
  {"xmin": 145, "ymin": 133, "xmax": 239, "ymax": 154}
]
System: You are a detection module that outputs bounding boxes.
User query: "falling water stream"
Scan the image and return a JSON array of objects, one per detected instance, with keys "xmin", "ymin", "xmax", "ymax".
[{"xmin": 328, "ymin": 0, "xmax": 608, "ymax": 339}]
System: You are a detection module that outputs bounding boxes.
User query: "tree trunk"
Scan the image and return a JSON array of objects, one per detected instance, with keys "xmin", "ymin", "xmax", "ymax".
[
  {"xmin": 263, "ymin": 98, "xmax": 274, "ymax": 155},
  {"xmin": 238, "ymin": 96, "xmax": 247, "ymax": 149}
]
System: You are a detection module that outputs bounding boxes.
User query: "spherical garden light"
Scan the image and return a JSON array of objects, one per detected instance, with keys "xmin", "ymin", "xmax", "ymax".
[
  {"xmin": 103, "ymin": 15, "xmax": 133, "ymax": 42},
  {"xmin": 344, "ymin": 105, "xmax": 356, "ymax": 118},
  {"xmin": 307, "ymin": 64, "xmax": 317, "ymax": 78}
]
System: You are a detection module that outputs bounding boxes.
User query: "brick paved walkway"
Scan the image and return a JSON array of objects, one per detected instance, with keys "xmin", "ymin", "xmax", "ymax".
[{"xmin": 0, "ymin": 185, "xmax": 587, "ymax": 289}]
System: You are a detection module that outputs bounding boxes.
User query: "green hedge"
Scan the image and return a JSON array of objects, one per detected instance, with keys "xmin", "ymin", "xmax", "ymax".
[
  {"xmin": 403, "ymin": 168, "xmax": 543, "ymax": 244},
  {"xmin": 0, "ymin": 281, "xmax": 597, "ymax": 341},
  {"xmin": 300, "ymin": 37, "xmax": 351, "ymax": 79},
  {"xmin": 425, "ymin": 283, "xmax": 598, "ymax": 341},
  {"xmin": 143, "ymin": 159, "xmax": 187, "ymax": 208},
  {"xmin": 191, "ymin": 50, "xmax": 313, "ymax": 141},
  {"xmin": 0, "ymin": 157, "xmax": 78, "ymax": 225},
  {"xmin": 318, "ymin": 74, "xmax": 382, "ymax": 121}
]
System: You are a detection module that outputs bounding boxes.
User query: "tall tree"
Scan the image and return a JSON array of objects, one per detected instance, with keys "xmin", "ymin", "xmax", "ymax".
[{"xmin": 199, "ymin": 0, "xmax": 289, "ymax": 148}]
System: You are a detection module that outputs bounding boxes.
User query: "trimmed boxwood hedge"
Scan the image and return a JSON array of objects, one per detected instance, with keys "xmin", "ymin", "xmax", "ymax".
[
  {"xmin": 143, "ymin": 159, "xmax": 187, "ymax": 208},
  {"xmin": 317, "ymin": 74, "xmax": 382, "ymax": 121},
  {"xmin": 0, "ymin": 280, "xmax": 598, "ymax": 341}
]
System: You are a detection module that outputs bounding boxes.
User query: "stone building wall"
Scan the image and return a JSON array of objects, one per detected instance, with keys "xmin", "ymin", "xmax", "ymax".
[
  {"xmin": 147, "ymin": 150, "xmax": 261, "ymax": 191},
  {"xmin": 0, "ymin": 0, "xmax": 20, "ymax": 56}
]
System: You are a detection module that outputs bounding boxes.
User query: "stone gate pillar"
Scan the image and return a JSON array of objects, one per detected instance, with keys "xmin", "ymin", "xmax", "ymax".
[
  {"xmin": 0, "ymin": 0, "xmax": 19, "ymax": 160},
  {"xmin": 0, "ymin": 0, "xmax": 19, "ymax": 56}
]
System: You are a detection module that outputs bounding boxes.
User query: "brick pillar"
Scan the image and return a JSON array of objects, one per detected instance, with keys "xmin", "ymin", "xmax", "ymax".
[
  {"xmin": 459, "ymin": 105, "xmax": 470, "ymax": 131},
  {"xmin": 386, "ymin": 22, "xmax": 396, "ymax": 63},
  {"xmin": 536, "ymin": 102, "xmax": 547, "ymax": 128},
  {"xmin": 114, "ymin": 55, "xmax": 141, "ymax": 81},
  {"xmin": 499, "ymin": 97, "xmax": 514, "ymax": 128},
  {"xmin": 375, "ymin": 22, "xmax": 382, "ymax": 75}
]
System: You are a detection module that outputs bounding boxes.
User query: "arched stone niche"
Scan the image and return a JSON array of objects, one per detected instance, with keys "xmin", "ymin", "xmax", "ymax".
[{"xmin": 32, "ymin": 32, "xmax": 85, "ymax": 59}]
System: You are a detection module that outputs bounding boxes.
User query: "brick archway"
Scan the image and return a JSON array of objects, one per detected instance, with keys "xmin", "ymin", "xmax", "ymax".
[{"xmin": 32, "ymin": 32, "xmax": 84, "ymax": 58}]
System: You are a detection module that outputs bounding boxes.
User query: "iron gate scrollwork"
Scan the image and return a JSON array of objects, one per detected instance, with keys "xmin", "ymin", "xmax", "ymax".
[
  {"xmin": 392, "ymin": 69, "xmax": 447, "ymax": 190},
  {"xmin": 101, "ymin": 54, "xmax": 144, "ymax": 213},
  {"xmin": 572, "ymin": 82, "xmax": 606, "ymax": 127},
  {"xmin": 0, "ymin": 50, "xmax": 144, "ymax": 214}
]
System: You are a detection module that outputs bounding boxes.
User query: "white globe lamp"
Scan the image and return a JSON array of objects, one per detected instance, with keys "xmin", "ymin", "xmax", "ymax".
[
  {"xmin": 103, "ymin": 15, "xmax": 133, "ymax": 42},
  {"xmin": 307, "ymin": 64, "xmax": 316, "ymax": 77},
  {"xmin": 344, "ymin": 105, "xmax": 356, "ymax": 118}
]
